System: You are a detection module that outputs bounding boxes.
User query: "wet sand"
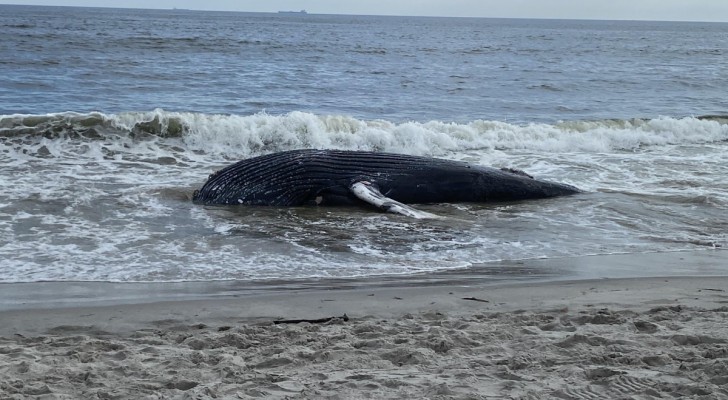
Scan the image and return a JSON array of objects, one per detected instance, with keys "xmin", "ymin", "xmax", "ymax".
[{"xmin": 1, "ymin": 251, "xmax": 727, "ymax": 399}]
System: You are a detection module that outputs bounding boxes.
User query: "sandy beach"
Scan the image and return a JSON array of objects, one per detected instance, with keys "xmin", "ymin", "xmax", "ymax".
[{"xmin": 2, "ymin": 252, "xmax": 728, "ymax": 399}]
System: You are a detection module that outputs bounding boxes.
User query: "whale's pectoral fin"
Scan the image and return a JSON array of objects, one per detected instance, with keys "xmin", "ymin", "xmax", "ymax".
[{"xmin": 349, "ymin": 181, "xmax": 440, "ymax": 219}]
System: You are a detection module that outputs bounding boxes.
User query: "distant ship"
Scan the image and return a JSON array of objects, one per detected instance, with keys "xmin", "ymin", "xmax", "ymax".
[{"xmin": 278, "ymin": 10, "xmax": 307, "ymax": 15}]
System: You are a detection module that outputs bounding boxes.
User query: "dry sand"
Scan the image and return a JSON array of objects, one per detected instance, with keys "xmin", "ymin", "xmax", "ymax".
[{"xmin": 2, "ymin": 266, "xmax": 728, "ymax": 398}]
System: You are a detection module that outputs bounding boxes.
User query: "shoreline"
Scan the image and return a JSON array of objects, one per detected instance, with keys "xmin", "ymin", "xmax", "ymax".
[
  {"xmin": 2, "ymin": 249, "xmax": 725, "ymax": 312},
  {"xmin": 3, "ymin": 274, "xmax": 728, "ymax": 337}
]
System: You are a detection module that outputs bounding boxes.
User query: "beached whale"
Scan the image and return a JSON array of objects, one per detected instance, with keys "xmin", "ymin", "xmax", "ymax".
[{"xmin": 192, "ymin": 149, "xmax": 581, "ymax": 218}]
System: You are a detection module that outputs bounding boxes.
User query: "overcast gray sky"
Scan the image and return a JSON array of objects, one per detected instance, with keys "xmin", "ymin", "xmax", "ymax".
[{"xmin": 4, "ymin": 1, "xmax": 728, "ymax": 22}]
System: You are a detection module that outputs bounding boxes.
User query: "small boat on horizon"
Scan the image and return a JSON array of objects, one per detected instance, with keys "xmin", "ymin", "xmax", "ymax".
[{"xmin": 278, "ymin": 10, "xmax": 307, "ymax": 15}]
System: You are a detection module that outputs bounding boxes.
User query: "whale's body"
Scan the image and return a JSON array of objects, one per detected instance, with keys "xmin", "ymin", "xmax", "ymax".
[{"xmin": 193, "ymin": 149, "xmax": 581, "ymax": 217}]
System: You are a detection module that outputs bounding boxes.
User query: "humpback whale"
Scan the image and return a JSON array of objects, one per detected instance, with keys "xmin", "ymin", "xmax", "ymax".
[{"xmin": 192, "ymin": 149, "xmax": 581, "ymax": 218}]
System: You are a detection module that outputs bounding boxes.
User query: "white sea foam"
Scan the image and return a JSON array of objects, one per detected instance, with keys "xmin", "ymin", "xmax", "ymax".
[
  {"xmin": 3, "ymin": 110, "xmax": 727, "ymax": 162},
  {"xmin": 147, "ymin": 111, "xmax": 728, "ymax": 157}
]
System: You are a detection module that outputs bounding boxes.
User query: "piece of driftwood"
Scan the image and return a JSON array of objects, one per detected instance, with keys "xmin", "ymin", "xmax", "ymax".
[
  {"xmin": 273, "ymin": 314, "xmax": 349, "ymax": 325},
  {"xmin": 462, "ymin": 297, "xmax": 489, "ymax": 303}
]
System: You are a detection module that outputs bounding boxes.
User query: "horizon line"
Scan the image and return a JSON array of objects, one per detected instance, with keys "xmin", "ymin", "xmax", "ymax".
[{"xmin": 1, "ymin": 3, "xmax": 727, "ymax": 24}]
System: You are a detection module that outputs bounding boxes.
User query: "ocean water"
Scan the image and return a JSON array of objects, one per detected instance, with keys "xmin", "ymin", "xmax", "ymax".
[{"xmin": 1, "ymin": 5, "xmax": 727, "ymax": 283}]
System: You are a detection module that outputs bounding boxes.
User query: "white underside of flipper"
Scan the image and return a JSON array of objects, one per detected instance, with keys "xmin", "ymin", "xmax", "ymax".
[{"xmin": 349, "ymin": 182, "xmax": 440, "ymax": 219}]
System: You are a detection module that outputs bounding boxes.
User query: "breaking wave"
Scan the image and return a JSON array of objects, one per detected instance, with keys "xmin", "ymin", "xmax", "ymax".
[{"xmin": 2, "ymin": 110, "xmax": 727, "ymax": 160}]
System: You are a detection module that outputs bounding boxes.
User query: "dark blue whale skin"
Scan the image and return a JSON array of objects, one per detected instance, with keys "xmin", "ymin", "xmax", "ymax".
[{"xmin": 192, "ymin": 149, "xmax": 581, "ymax": 207}]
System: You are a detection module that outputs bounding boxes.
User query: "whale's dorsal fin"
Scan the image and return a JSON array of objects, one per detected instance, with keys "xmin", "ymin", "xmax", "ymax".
[
  {"xmin": 500, "ymin": 167, "xmax": 534, "ymax": 179},
  {"xmin": 349, "ymin": 182, "xmax": 440, "ymax": 219}
]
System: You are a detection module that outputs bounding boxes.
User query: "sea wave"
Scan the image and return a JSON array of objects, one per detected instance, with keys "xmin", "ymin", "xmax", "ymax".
[{"xmin": 2, "ymin": 110, "xmax": 727, "ymax": 159}]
